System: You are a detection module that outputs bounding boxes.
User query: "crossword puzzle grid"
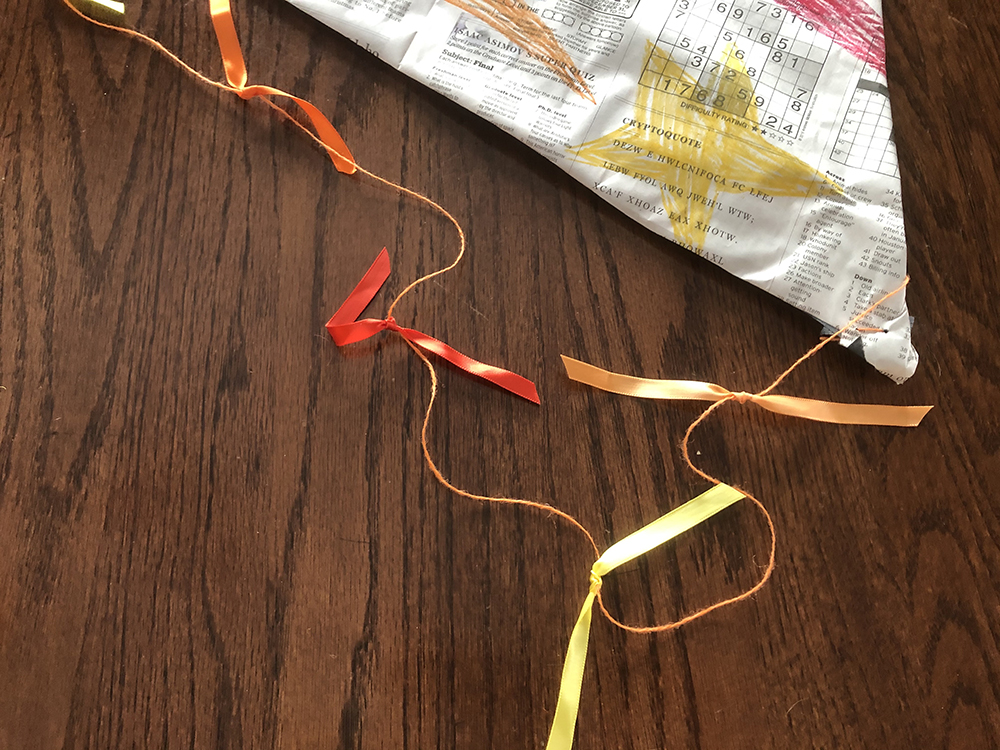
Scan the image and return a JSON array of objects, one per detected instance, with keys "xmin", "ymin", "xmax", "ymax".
[
  {"xmin": 639, "ymin": 0, "xmax": 832, "ymax": 138},
  {"xmin": 831, "ymin": 63, "xmax": 899, "ymax": 177}
]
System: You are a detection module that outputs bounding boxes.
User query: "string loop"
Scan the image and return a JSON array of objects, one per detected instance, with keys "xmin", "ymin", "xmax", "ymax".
[{"xmin": 64, "ymin": 8, "xmax": 931, "ymax": 750}]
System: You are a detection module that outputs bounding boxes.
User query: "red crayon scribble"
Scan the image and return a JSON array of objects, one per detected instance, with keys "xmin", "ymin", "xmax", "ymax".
[{"xmin": 776, "ymin": 0, "xmax": 886, "ymax": 75}]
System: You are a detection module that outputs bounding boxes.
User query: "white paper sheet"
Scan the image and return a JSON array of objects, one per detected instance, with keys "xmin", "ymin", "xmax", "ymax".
[{"xmin": 288, "ymin": 0, "xmax": 918, "ymax": 381}]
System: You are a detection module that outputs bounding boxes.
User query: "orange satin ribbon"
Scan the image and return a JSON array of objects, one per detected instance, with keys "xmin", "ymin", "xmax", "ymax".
[
  {"xmin": 208, "ymin": 0, "xmax": 356, "ymax": 174},
  {"xmin": 561, "ymin": 355, "xmax": 932, "ymax": 427}
]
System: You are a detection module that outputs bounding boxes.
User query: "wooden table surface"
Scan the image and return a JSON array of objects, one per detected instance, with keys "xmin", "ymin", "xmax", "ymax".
[{"xmin": 2, "ymin": 1, "xmax": 998, "ymax": 748}]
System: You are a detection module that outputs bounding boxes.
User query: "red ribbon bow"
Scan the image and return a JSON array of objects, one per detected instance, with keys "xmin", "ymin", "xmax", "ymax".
[{"xmin": 326, "ymin": 249, "xmax": 540, "ymax": 404}]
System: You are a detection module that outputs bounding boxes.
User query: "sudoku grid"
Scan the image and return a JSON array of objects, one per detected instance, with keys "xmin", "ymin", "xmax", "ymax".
[
  {"xmin": 639, "ymin": 0, "xmax": 833, "ymax": 138},
  {"xmin": 830, "ymin": 63, "xmax": 899, "ymax": 177}
]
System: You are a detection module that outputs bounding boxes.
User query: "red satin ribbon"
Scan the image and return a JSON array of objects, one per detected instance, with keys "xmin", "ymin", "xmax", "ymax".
[
  {"xmin": 327, "ymin": 249, "xmax": 541, "ymax": 404},
  {"xmin": 209, "ymin": 0, "xmax": 356, "ymax": 174}
]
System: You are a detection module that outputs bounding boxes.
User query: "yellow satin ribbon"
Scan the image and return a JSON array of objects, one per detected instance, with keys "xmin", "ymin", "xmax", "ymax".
[
  {"xmin": 561, "ymin": 356, "xmax": 932, "ymax": 427},
  {"xmin": 545, "ymin": 483, "xmax": 745, "ymax": 750},
  {"xmin": 82, "ymin": 0, "xmax": 125, "ymax": 16},
  {"xmin": 88, "ymin": 0, "xmax": 125, "ymax": 12}
]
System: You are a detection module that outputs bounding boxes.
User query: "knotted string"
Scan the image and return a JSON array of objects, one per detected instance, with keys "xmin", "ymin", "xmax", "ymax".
[
  {"xmin": 64, "ymin": 0, "xmax": 527, "ymax": 399},
  {"xmin": 327, "ymin": 248, "xmax": 540, "ymax": 403},
  {"xmin": 676, "ymin": 279, "xmax": 930, "ymax": 493},
  {"xmin": 561, "ymin": 355, "xmax": 931, "ymax": 427},
  {"xmin": 63, "ymin": 0, "xmax": 355, "ymax": 171},
  {"xmin": 539, "ymin": 278, "xmax": 933, "ymax": 750},
  {"xmin": 64, "ymin": 5, "xmax": 931, "ymax": 749},
  {"xmin": 207, "ymin": 0, "xmax": 356, "ymax": 172}
]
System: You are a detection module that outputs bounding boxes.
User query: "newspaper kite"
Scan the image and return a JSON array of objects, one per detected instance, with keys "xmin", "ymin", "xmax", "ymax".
[{"xmin": 287, "ymin": 0, "xmax": 917, "ymax": 382}]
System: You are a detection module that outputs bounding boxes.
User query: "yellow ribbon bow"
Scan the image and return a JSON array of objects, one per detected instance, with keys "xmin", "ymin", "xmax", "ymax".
[
  {"xmin": 545, "ymin": 483, "xmax": 745, "ymax": 750},
  {"xmin": 548, "ymin": 285, "xmax": 932, "ymax": 749}
]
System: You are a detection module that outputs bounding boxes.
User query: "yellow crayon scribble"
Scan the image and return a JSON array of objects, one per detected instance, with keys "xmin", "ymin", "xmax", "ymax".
[
  {"xmin": 447, "ymin": 0, "xmax": 595, "ymax": 102},
  {"xmin": 571, "ymin": 42, "xmax": 840, "ymax": 250}
]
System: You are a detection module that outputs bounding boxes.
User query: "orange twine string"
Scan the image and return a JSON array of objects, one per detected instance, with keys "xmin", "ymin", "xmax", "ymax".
[
  {"xmin": 621, "ymin": 278, "xmax": 911, "ymax": 635},
  {"xmin": 413, "ymin": 273, "xmax": 909, "ymax": 634},
  {"xmin": 61, "ymin": 0, "xmax": 466, "ymax": 321},
  {"xmin": 64, "ymin": 0, "xmax": 591, "ymax": 543},
  {"xmin": 406, "ymin": 339, "xmax": 601, "ymax": 558},
  {"xmin": 65, "ymin": 0, "xmax": 912, "ymax": 636}
]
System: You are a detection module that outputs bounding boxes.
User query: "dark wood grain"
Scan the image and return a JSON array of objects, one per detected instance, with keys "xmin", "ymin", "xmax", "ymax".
[{"xmin": 1, "ymin": 1, "xmax": 998, "ymax": 749}]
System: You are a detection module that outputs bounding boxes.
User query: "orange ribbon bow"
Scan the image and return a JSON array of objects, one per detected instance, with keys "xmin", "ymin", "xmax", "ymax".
[
  {"xmin": 63, "ymin": 0, "xmax": 357, "ymax": 173},
  {"xmin": 208, "ymin": 0, "xmax": 356, "ymax": 173},
  {"xmin": 327, "ymin": 249, "xmax": 540, "ymax": 404},
  {"xmin": 561, "ymin": 356, "xmax": 932, "ymax": 427}
]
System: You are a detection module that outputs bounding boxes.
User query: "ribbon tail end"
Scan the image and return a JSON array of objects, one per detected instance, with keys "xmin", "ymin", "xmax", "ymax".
[
  {"xmin": 87, "ymin": 0, "xmax": 126, "ymax": 13},
  {"xmin": 331, "ymin": 150, "xmax": 358, "ymax": 174},
  {"xmin": 319, "ymin": 124, "xmax": 356, "ymax": 174},
  {"xmin": 473, "ymin": 371, "xmax": 540, "ymax": 405},
  {"xmin": 560, "ymin": 354, "xmax": 599, "ymax": 385}
]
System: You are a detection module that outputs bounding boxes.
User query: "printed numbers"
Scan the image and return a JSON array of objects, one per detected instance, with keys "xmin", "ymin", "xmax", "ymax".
[{"xmin": 644, "ymin": 0, "xmax": 831, "ymax": 139}]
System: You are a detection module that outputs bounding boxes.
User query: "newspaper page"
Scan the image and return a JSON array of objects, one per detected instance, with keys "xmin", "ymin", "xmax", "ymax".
[{"xmin": 287, "ymin": 0, "xmax": 918, "ymax": 382}]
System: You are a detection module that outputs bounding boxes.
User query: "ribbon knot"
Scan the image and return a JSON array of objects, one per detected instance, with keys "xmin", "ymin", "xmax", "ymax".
[
  {"xmin": 208, "ymin": 0, "xmax": 357, "ymax": 173},
  {"xmin": 545, "ymin": 485, "xmax": 746, "ymax": 750},
  {"xmin": 327, "ymin": 248, "xmax": 540, "ymax": 404},
  {"xmin": 560, "ymin": 356, "xmax": 931, "ymax": 427},
  {"xmin": 588, "ymin": 571, "xmax": 602, "ymax": 594}
]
